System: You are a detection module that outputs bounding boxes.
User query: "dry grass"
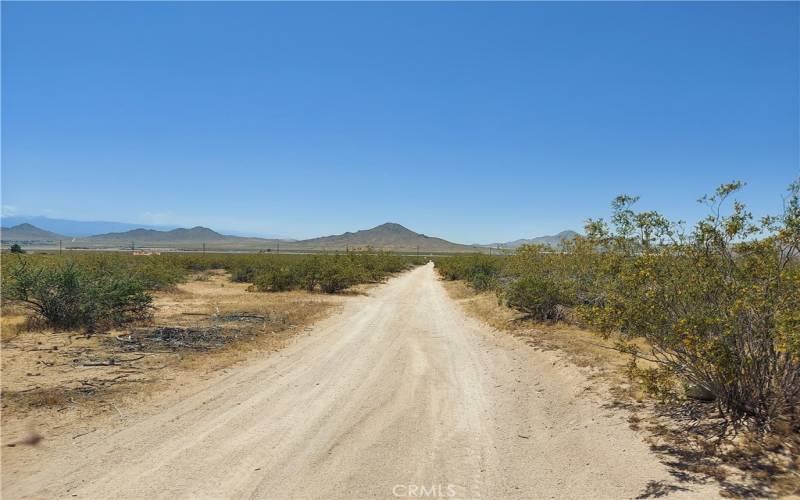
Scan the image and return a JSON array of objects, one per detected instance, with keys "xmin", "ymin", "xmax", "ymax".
[
  {"xmin": 1, "ymin": 270, "xmax": 341, "ymax": 427},
  {"xmin": 148, "ymin": 270, "xmax": 339, "ymax": 371},
  {"xmin": 1, "ymin": 304, "xmax": 29, "ymax": 342}
]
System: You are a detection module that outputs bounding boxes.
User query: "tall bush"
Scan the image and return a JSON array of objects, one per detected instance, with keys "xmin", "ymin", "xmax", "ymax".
[
  {"xmin": 433, "ymin": 180, "xmax": 799, "ymax": 428},
  {"xmin": 582, "ymin": 181, "xmax": 799, "ymax": 427}
]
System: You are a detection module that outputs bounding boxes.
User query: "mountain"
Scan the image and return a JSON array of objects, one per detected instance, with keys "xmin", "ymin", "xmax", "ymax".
[
  {"xmin": 494, "ymin": 230, "xmax": 580, "ymax": 249},
  {"xmin": 1, "ymin": 221, "xmax": 481, "ymax": 253},
  {"xmin": 1, "ymin": 220, "xmax": 574, "ymax": 253},
  {"xmin": 295, "ymin": 223, "xmax": 476, "ymax": 252},
  {"xmin": 88, "ymin": 226, "xmax": 228, "ymax": 243},
  {"xmin": 0, "ymin": 216, "xmax": 178, "ymax": 237},
  {"xmin": 1, "ymin": 223, "xmax": 66, "ymax": 242},
  {"xmin": 81, "ymin": 222, "xmax": 477, "ymax": 252}
]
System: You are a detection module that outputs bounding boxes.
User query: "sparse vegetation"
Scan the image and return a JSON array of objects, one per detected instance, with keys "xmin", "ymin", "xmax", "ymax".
[
  {"xmin": 226, "ymin": 251, "xmax": 422, "ymax": 293},
  {"xmin": 436, "ymin": 180, "xmax": 800, "ymax": 431},
  {"xmin": 435, "ymin": 253, "xmax": 502, "ymax": 291},
  {"xmin": 1, "ymin": 250, "xmax": 423, "ymax": 333}
]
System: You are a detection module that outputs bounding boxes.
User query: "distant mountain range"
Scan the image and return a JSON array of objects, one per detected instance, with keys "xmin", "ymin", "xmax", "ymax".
[
  {"xmin": 0, "ymin": 223, "xmax": 65, "ymax": 242},
  {"xmin": 0, "ymin": 222, "xmax": 478, "ymax": 252},
  {"xmin": 0, "ymin": 215, "xmax": 178, "ymax": 237},
  {"xmin": 1, "ymin": 218, "xmax": 577, "ymax": 253},
  {"xmin": 490, "ymin": 230, "xmax": 580, "ymax": 249},
  {"xmin": 88, "ymin": 226, "xmax": 229, "ymax": 244}
]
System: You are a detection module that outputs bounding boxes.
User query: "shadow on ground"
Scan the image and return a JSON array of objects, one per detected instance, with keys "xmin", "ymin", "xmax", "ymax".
[{"xmin": 606, "ymin": 396, "xmax": 799, "ymax": 498}]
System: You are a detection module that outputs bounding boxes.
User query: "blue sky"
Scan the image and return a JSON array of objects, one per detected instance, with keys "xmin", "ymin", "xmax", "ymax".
[{"xmin": 2, "ymin": 2, "xmax": 798, "ymax": 242}]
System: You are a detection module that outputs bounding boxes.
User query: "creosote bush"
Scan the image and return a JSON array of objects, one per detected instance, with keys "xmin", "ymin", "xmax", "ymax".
[
  {"xmin": 504, "ymin": 274, "xmax": 570, "ymax": 322},
  {"xmin": 242, "ymin": 251, "xmax": 418, "ymax": 293},
  {"xmin": 435, "ymin": 179, "xmax": 800, "ymax": 430},
  {"xmin": 2, "ymin": 259, "xmax": 152, "ymax": 332},
  {"xmin": 436, "ymin": 253, "xmax": 502, "ymax": 291},
  {"xmin": 582, "ymin": 181, "xmax": 800, "ymax": 428},
  {"xmin": 1, "ymin": 250, "xmax": 423, "ymax": 333}
]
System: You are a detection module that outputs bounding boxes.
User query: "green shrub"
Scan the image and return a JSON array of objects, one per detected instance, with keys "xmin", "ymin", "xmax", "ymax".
[
  {"xmin": 434, "ymin": 180, "xmax": 800, "ymax": 429},
  {"xmin": 582, "ymin": 181, "xmax": 800, "ymax": 427},
  {"xmin": 230, "ymin": 264, "xmax": 259, "ymax": 283},
  {"xmin": 2, "ymin": 258, "xmax": 152, "ymax": 332},
  {"xmin": 435, "ymin": 254, "xmax": 501, "ymax": 291},
  {"xmin": 318, "ymin": 259, "xmax": 359, "ymax": 293},
  {"xmin": 504, "ymin": 274, "xmax": 570, "ymax": 321},
  {"xmin": 234, "ymin": 251, "xmax": 418, "ymax": 294},
  {"xmin": 251, "ymin": 268, "xmax": 297, "ymax": 292},
  {"xmin": 129, "ymin": 255, "xmax": 186, "ymax": 289},
  {"xmin": 298, "ymin": 256, "xmax": 321, "ymax": 291}
]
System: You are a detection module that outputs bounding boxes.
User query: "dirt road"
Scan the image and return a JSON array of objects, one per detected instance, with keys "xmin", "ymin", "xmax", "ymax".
[{"xmin": 3, "ymin": 263, "xmax": 714, "ymax": 499}]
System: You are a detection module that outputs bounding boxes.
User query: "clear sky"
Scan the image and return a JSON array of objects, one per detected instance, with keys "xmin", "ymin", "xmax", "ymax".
[{"xmin": 2, "ymin": 2, "xmax": 798, "ymax": 243}]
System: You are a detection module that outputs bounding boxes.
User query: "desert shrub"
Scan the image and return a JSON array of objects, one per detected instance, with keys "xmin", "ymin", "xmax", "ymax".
[
  {"xmin": 504, "ymin": 274, "xmax": 571, "ymax": 321},
  {"xmin": 318, "ymin": 259, "xmax": 360, "ymax": 293},
  {"xmin": 625, "ymin": 360, "xmax": 677, "ymax": 402},
  {"xmin": 250, "ymin": 267, "xmax": 297, "ymax": 292},
  {"xmin": 501, "ymin": 244, "xmax": 578, "ymax": 319},
  {"xmin": 436, "ymin": 254, "xmax": 502, "ymax": 291},
  {"xmin": 0, "ymin": 250, "xmax": 421, "ymax": 332},
  {"xmin": 10, "ymin": 244, "xmax": 25, "ymax": 254},
  {"xmin": 235, "ymin": 251, "xmax": 418, "ymax": 294},
  {"xmin": 128, "ymin": 256, "xmax": 186, "ymax": 289},
  {"xmin": 1, "ymin": 258, "xmax": 152, "ymax": 332},
  {"xmin": 582, "ymin": 181, "xmax": 800, "ymax": 428},
  {"xmin": 434, "ymin": 180, "xmax": 799, "ymax": 429},
  {"xmin": 298, "ymin": 256, "xmax": 322, "ymax": 291},
  {"xmin": 84, "ymin": 274, "xmax": 153, "ymax": 327},
  {"xmin": 229, "ymin": 263, "xmax": 261, "ymax": 283}
]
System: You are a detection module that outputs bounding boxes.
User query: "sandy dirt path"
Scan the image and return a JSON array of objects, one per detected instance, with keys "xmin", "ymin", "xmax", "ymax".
[{"xmin": 2, "ymin": 263, "xmax": 715, "ymax": 499}]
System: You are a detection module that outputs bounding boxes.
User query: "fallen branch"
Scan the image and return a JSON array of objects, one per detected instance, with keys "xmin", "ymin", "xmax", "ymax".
[
  {"xmin": 80, "ymin": 354, "xmax": 145, "ymax": 367},
  {"xmin": 72, "ymin": 428, "xmax": 97, "ymax": 439},
  {"xmin": 16, "ymin": 386, "xmax": 42, "ymax": 393}
]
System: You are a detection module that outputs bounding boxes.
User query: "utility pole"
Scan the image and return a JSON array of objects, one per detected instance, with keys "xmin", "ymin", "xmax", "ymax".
[
  {"xmin": 202, "ymin": 242, "xmax": 206, "ymax": 256},
  {"xmin": 416, "ymin": 245, "xmax": 419, "ymax": 258},
  {"xmin": 276, "ymin": 240, "xmax": 280, "ymax": 255},
  {"xmin": 131, "ymin": 240, "xmax": 135, "ymax": 253},
  {"xmin": 59, "ymin": 240, "xmax": 62, "ymax": 255}
]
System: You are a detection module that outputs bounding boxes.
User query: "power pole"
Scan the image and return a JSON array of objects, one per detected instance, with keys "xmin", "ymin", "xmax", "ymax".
[
  {"xmin": 202, "ymin": 242, "xmax": 206, "ymax": 256},
  {"xmin": 276, "ymin": 240, "xmax": 280, "ymax": 255},
  {"xmin": 131, "ymin": 241, "xmax": 135, "ymax": 253},
  {"xmin": 416, "ymin": 245, "xmax": 419, "ymax": 258},
  {"xmin": 59, "ymin": 240, "xmax": 62, "ymax": 255}
]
